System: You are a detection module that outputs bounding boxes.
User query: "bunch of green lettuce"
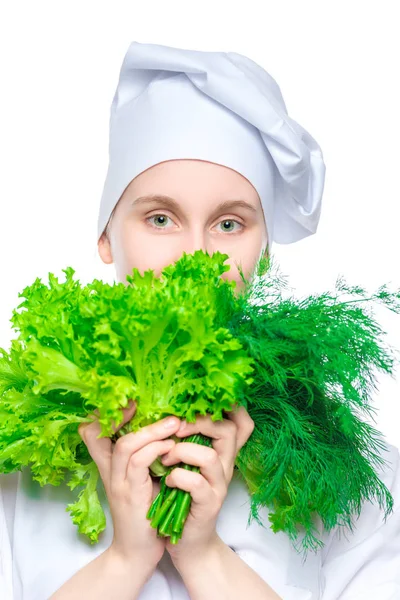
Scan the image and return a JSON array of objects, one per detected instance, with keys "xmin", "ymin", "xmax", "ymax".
[
  {"xmin": 1, "ymin": 248, "xmax": 400, "ymax": 557},
  {"xmin": 0, "ymin": 250, "xmax": 254, "ymax": 543}
]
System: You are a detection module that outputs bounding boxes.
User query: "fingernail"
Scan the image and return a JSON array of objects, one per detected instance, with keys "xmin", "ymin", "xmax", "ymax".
[
  {"xmin": 178, "ymin": 420, "xmax": 186, "ymax": 432},
  {"xmin": 164, "ymin": 417, "xmax": 179, "ymax": 429}
]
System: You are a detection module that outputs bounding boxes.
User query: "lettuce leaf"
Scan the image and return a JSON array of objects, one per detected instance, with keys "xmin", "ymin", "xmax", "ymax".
[{"xmin": 0, "ymin": 250, "xmax": 254, "ymax": 542}]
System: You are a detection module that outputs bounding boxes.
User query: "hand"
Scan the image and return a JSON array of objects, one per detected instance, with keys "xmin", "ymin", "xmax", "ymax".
[
  {"xmin": 160, "ymin": 404, "xmax": 255, "ymax": 566},
  {"xmin": 78, "ymin": 400, "xmax": 182, "ymax": 572}
]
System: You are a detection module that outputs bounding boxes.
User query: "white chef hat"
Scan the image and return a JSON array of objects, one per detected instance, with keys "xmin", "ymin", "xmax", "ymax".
[{"xmin": 98, "ymin": 41, "xmax": 326, "ymax": 250}]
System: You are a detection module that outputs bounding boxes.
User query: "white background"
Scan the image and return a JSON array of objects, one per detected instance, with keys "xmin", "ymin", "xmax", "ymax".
[{"xmin": 1, "ymin": 2, "xmax": 399, "ymax": 447}]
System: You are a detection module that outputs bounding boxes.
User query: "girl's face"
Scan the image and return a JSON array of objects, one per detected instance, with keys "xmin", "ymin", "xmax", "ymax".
[{"xmin": 98, "ymin": 159, "xmax": 269, "ymax": 293}]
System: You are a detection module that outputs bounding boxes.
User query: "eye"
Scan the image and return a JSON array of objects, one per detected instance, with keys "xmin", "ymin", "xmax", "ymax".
[
  {"xmin": 146, "ymin": 214, "xmax": 173, "ymax": 229},
  {"xmin": 215, "ymin": 219, "xmax": 244, "ymax": 234},
  {"xmin": 146, "ymin": 213, "xmax": 244, "ymax": 234}
]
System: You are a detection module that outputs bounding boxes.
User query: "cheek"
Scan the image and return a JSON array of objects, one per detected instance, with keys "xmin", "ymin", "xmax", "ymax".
[
  {"xmin": 114, "ymin": 227, "xmax": 180, "ymax": 283},
  {"xmin": 221, "ymin": 252, "xmax": 260, "ymax": 289},
  {"xmin": 112, "ymin": 224, "xmax": 146, "ymax": 281}
]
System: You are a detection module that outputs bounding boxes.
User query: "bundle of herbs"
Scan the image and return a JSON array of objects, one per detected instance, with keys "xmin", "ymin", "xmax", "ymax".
[
  {"xmin": 222, "ymin": 253, "xmax": 400, "ymax": 554},
  {"xmin": 0, "ymin": 249, "xmax": 399, "ymax": 557}
]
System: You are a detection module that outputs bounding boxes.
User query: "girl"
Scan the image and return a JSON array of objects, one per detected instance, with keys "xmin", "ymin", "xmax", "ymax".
[{"xmin": 1, "ymin": 41, "xmax": 399, "ymax": 600}]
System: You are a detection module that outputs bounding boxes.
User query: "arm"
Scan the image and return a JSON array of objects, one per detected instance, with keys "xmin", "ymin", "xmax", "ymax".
[
  {"xmin": 174, "ymin": 536, "xmax": 283, "ymax": 600},
  {"xmin": 164, "ymin": 410, "xmax": 283, "ymax": 598},
  {"xmin": 49, "ymin": 546, "xmax": 154, "ymax": 600},
  {"xmin": 50, "ymin": 406, "xmax": 184, "ymax": 600}
]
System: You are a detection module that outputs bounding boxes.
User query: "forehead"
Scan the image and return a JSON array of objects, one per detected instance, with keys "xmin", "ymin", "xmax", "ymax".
[
  {"xmin": 122, "ymin": 159, "xmax": 262, "ymax": 208},
  {"xmin": 131, "ymin": 194, "xmax": 259, "ymax": 215}
]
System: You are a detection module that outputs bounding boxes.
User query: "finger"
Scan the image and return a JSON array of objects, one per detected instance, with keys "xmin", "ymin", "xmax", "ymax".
[
  {"xmin": 78, "ymin": 398, "xmax": 137, "ymax": 439},
  {"xmin": 78, "ymin": 399, "xmax": 137, "ymax": 486},
  {"xmin": 78, "ymin": 417, "xmax": 112, "ymax": 486},
  {"xmin": 165, "ymin": 468, "xmax": 216, "ymax": 507},
  {"xmin": 224, "ymin": 404, "xmax": 255, "ymax": 451},
  {"xmin": 161, "ymin": 442, "xmax": 226, "ymax": 495},
  {"xmin": 109, "ymin": 398, "xmax": 138, "ymax": 434},
  {"xmin": 111, "ymin": 415, "xmax": 182, "ymax": 482},
  {"xmin": 125, "ymin": 439, "xmax": 176, "ymax": 488},
  {"xmin": 175, "ymin": 414, "xmax": 237, "ymax": 480}
]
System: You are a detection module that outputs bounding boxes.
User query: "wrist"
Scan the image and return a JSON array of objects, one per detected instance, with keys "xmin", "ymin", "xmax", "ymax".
[
  {"xmin": 106, "ymin": 544, "xmax": 157, "ymax": 581},
  {"xmin": 171, "ymin": 534, "xmax": 226, "ymax": 575}
]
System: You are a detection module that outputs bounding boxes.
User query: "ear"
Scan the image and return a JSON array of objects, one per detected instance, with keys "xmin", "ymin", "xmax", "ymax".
[{"xmin": 98, "ymin": 232, "xmax": 113, "ymax": 265}]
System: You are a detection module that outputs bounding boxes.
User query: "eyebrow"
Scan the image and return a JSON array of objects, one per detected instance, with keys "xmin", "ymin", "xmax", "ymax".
[{"xmin": 131, "ymin": 194, "xmax": 258, "ymax": 214}]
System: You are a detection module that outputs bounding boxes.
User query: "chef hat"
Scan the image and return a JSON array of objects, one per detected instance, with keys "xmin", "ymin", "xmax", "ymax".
[{"xmin": 98, "ymin": 40, "xmax": 326, "ymax": 249}]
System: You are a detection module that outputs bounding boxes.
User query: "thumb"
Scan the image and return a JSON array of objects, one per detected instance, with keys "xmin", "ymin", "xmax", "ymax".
[
  {"xmin": 111, "ymin": 398, "xmax": 137, "ymax": 434},
  {"xmin": 78, "ymin": 399, "xmax": 137, "ymax": 440}
]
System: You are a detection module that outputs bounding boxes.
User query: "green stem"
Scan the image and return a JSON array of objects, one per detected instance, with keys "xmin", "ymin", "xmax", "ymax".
[
  {"xmin": 147, "ymin": 490, "xmax": 162, "ymax": 520},
  {"xmin": 172, "ymin": 489, "xmax": 192, "ymax": 533},
  {"xmin": 151, "ymin": 487, "xmax": 178, "ymax": 528},
  {"xmin": 170, "ymin": 531, "xmax": 181, "ymax": 544},
  {"xmin": 148, "ymin": 433, "xmax": 213, "ymax": 540},
  {"xmin": 158, "ymin": 502, "xmax": 177, "ymax": 536},
  {"xmin": 147, "ymin": 467, "xmax": 174, "ymax": 519}
]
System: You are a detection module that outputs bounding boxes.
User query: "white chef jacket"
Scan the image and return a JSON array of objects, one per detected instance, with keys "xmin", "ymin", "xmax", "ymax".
[{"xmin": 1, "ymin": 441, "xmax": 399, "ymax": 600}]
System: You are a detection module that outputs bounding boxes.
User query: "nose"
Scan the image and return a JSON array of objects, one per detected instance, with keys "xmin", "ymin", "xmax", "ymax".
[{"xmin": 181, "ymin": 230, "xmax": 214, "ymax": 258}]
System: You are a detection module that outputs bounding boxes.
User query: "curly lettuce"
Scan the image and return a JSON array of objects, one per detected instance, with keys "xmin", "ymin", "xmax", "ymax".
[{"xmin": 0, "ymin": 250, "xmax": 254, "ymax": 542}]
